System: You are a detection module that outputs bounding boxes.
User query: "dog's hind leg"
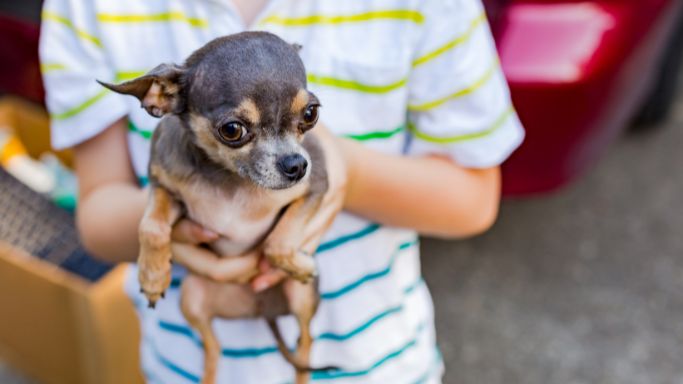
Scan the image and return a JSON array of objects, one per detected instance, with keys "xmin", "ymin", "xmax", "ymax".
[
  {"xmin": 286, "ymin": 280, "xmax": 319, "ymax": 384},
  {"xmin": 180, "ymin": 277, "xmax": 221, "ymax": 384}
]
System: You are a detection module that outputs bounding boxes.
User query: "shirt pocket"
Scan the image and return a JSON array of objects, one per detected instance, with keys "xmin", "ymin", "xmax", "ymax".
[{"xmin": 303, "ymin": 52, "xmax": 410, "ymax": 150}]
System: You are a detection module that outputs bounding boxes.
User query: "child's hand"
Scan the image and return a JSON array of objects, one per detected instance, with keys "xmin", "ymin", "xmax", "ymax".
[{"xmin": 171, "ymin": 219, "xmax": 261, "ymax": 283}]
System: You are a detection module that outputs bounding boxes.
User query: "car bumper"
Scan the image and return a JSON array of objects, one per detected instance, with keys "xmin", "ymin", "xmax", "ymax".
[{"xmin": 499, "ymin": 0, "xmax": 681, "ymax": 196}]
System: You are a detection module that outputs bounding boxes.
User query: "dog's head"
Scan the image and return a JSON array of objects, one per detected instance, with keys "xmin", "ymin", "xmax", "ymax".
[{"xmin": 99, "ymin": 31, "xmax": 320, "ymax": 190}]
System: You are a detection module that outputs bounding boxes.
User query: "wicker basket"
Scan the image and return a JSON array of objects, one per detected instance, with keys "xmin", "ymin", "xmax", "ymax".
[{"xmin": 0, "ymin": 167, "xmax": 111, "ymax": 281}]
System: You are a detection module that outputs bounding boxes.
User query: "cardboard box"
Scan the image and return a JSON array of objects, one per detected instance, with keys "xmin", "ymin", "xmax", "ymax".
[
  {"xmin": 0, "ymin": 245, "xmax": 143, "ymax": 384},
  {"xmin": 0, "ymin": 97, "xmax": 144, "ymax": 384}
]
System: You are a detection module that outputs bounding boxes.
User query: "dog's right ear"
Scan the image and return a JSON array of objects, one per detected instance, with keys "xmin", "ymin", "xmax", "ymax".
[{"xmin": 98, "ymin": 63, "xmax": 186, "ymax": 118}]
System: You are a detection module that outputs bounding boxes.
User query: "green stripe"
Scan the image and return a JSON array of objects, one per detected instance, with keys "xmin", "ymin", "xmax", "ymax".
[
  {"xmin": 40, "ymin": 63, "xmax": 67, "ymax": 74},
  {"xmin": 129, "ymin": 120, "xmax": 403, "ymax": 143},
  {"xmin": 261, "ymin": 10, "xmax": 424, "ymax": 26},
  {"xmin": 408, "ymin": 105, "xmax": 514, "ymax": 144},
  {"xmin": 51, "ymin": 89, "xmax": 109, "ymax": 120},
  {"xmin": 42, "ymin": 11, "xmax": 103, "ymax": 48},
  {"xmin": 408, "ymin": 60, "xmax": 499, "ymax": 112},
  {"xmin": 97, "ymin": 12, "xmax": 207, "ymax": 27},
  {"xmin": 343, "ymin": 125, "xmax": 404, "ymax": 141},
  {"xmin": 128, "ymin": 121, "xmax": 153, "ymax": 139},
  {"xmin": 412, "ymin": 12, "xmax": 486, "ymax": 67},
  {"xmin": 308, "ymin": 73, "xmax": 406, "ymax": 94}
]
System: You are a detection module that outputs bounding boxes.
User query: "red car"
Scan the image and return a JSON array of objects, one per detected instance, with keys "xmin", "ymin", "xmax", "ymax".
[
  {"xmin": 1, "ymin": 0, "xmax": 682, "ymax": 196},
  {"xmin": 487, "ymin": 0, "xmax": 683, "ymax": 195}
]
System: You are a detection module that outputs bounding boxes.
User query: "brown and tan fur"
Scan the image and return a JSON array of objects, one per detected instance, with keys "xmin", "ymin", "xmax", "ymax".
[{"xmin": 99, "ymin": 32, "xmax": 344, "ymax": 384}]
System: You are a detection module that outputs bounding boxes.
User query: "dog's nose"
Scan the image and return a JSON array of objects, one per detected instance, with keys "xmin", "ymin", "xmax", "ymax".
[{"xmin": 277, "ymin": 154, "xmax": 308, "ymax": 181}]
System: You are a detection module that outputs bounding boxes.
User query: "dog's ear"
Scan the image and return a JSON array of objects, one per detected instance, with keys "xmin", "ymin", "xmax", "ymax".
[{"xmin": 98, "ymin": 63, "xmax": 186, "ymax": 118}]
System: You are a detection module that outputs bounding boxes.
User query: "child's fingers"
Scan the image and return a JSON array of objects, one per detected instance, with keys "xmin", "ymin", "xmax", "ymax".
[
  {"xmin": 251, "ymin": 260, "xmax": 287, "ymax": 292},
  {"xmin": 171, "ymin": 219, "xmax": 219, "ymax": 244},
  {"xmin": 172, "ymin": 243, "xmax": 259, "ymax": 283}
]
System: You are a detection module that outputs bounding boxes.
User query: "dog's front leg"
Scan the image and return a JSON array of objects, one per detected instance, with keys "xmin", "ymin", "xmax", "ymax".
[
  {"xmin": 263, "ymin": 194, "xmax": 324, "ymax": 282},
  {"xmin": 138, "ymin": 185, "xmax": 182, "ymax": 307}
]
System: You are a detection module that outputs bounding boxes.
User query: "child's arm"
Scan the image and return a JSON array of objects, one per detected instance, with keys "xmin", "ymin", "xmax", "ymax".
[
  {"xmin": 74, "ymin": 118, "xmax": 147, "ymax": 262},
  {"xmin": 339, "ymin": 137, "xmax": 500, "ymax": 238}
]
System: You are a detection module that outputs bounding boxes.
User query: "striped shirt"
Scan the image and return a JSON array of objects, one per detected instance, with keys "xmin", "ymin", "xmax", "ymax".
[{"xmin": 40, "ymin": 0, "xmax": 524, "ymax": 382}]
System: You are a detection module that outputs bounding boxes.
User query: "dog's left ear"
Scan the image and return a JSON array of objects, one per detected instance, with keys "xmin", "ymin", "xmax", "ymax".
[{"xmin": 98, "ymin": 63, "xmax": 186, "ymax": 118}]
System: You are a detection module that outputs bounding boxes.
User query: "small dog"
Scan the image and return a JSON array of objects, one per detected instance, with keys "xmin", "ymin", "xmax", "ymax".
[{"xmin": 99, "ymin": 32, "xmax": 344, "ymax": 384}]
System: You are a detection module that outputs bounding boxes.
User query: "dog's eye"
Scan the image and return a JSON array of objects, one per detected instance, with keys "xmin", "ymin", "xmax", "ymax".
[
  {"xmin": 218, "ymin": 122, "xmax": 245, "ymax": 142},
  {"xmin": 302, "ymin": 104, "xmax": 320, "ymax": 126}
]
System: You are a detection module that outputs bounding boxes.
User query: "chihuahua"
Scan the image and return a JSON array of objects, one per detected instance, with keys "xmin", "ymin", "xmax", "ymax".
[{"xmin": 99, "ymin": 31, "xmax": 344, "ymax": 384}]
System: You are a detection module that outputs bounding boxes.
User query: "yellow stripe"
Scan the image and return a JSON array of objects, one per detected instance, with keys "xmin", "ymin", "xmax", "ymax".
[
  {"xmin": 412, "ymin": 12, "xmax": 486, "ymax": 67},
  {"xmin": 40, "ymin": 63, "xmax": 67, "ymax": 74},
  {"xmin": 261, "ymin": 10, "xmax": 424, "ymax": 26},
  {"xmin": 408, "ymin": 106, "xmax": 514, "ymax": 144},
  {"xmin": 116, "ymin": 71, "xmax": 147, "ymax": 81},
  {"xmin": 408, "ymin": 60, "xmax": 499, "ymax": 112},
  {"xmin": 42, "ymin": 11, "xmax": 103, "ymax": 48},
  {"xmin": 52, "ymin": 89, "xmax": 109, "ymax": 120},
  {"xmin": 307, "ymin": 73, "xmax": 406, "ymax": 94},
  {"xmin": 97, "ymin": 12, "xmax": 207, "ymax": 27}
]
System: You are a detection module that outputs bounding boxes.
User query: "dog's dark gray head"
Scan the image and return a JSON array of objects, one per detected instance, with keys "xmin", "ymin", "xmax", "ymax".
[{"xmin": 99, "ymin": 31, "xmax": 320, "ymax": 190}]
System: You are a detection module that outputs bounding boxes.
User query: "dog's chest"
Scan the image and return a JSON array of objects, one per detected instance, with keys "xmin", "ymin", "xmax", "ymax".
[{"xmin": 174, "ymin": 180, "xmax": 306, "ymax": 257}]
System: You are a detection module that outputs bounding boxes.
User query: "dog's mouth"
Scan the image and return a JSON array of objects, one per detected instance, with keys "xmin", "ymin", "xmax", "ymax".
[{"xmin": 243, "ymin": 167, "xmax": 309, "ymax": 191}]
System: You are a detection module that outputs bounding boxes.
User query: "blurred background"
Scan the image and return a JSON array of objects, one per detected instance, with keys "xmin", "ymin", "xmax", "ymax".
[{"xmin": 1, "ymin": 0, "xmax": 682, "ymax": 383}]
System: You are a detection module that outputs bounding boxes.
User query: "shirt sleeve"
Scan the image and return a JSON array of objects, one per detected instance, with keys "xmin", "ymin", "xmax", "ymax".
[
  {"xmin": 405, "ymin": 0, "xmax": 524, "ymax": 168},
  {"xmin": 39, "ymin": 0, "xmax": 128, "ymax": 150}
]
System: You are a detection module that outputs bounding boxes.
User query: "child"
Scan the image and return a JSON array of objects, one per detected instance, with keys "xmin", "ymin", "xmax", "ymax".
[{"xmin": 40, "ymin": 0, "xmax": 524, "ymax": 382}]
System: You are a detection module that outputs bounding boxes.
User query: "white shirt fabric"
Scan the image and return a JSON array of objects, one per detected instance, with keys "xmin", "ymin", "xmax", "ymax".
[{"xmin": 40, "ymin": 0, "xmax": 524, "ymax": 382}]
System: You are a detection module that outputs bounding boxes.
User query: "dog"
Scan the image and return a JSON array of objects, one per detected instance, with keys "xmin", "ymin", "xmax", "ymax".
[{"xmin": 99, "ymin": 31, "xmax": 345, "ymax": 384}]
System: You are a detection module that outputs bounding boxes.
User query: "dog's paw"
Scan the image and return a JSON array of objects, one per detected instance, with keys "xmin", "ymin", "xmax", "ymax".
[
  {"xmin": 138, "ymin": 250, "xmax": 172, "ymax": 308},
  {"xmin": 264, "ymin": 246, "xmax": 317, "ymax": 283}
]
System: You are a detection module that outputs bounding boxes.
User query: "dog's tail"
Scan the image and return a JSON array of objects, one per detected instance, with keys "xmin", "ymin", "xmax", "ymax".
[{"xmin": 266, "ymin": 319, "xmax": 339, "ymax": 373}]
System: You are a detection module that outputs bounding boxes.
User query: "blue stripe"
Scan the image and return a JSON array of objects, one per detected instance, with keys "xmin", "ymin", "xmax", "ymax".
[
  {"xmin": 142, "ymin": 368, "xmax": 162, "ymax": 384},
  {"xmin": 320, "ymin": 239, "xmax": 418, "ymax": 300},
  {"xmin": 311, "ymin": 322, "xmax": 427, "ymax": 380},
  {"xmin": 411, "ymin": 347, "xmax": 444, "ymax": 384},
  {"xmin": 151, "ymin": 309, "xmax": 428, "ymax": 382},
  {"xmin": 158, "ymin": 321, "xmax": 279, "ymax": 358},
  {"xmin": 316, "ymin": 223, "xmax": 381, "ymax": 253},
  {"xmin": 403, "ymin": 277, "xmax": 425, "ymax": 295},
  {"xmin": 146, "ymin": 336, "xmax": 201, "ymax": 383},
  {"xmin": 157, "ymin": 274, "xmax": 423, "ymax": 358},
  {"xmin": 168, "ymin": 232, "xmax": 410, "ymax": 295},
  {"xmin": 317, "ymin": 305, "xmax": 402, "ymax": 341},
  {"xmin": 150, "ymin": 322, "xmax": 428, "ymax": 383}
]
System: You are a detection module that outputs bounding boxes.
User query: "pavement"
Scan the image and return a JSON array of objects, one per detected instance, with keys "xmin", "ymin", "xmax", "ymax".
[
  {"xmin": 2, "ymin": 71, "xmax": 682, "ymax": 384},
  {"xmin": 425, "ymin": 74, "xmax": 683, "ymax": 383}
]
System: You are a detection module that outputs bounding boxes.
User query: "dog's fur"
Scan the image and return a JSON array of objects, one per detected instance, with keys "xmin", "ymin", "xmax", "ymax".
[{"xmin": 100, "ymin": 32, "xmax": 344, "ymax": 384}]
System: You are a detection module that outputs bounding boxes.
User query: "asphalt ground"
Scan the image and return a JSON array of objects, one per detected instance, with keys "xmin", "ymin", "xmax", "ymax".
[
  {"xmin": 2, "ymin": 67, "xmax": 682, "ymax": 384},
  {"xmin": 425, "ymin": 70, "xmax": 683, "ymax": 383}
]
